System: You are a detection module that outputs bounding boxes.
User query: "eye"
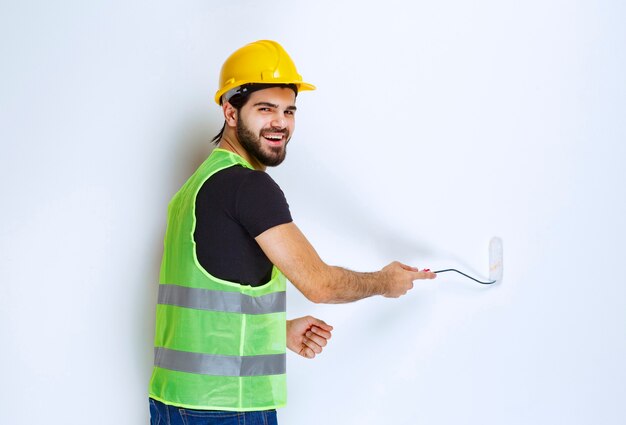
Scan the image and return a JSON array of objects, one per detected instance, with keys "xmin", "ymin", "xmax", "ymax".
[
  {"xmin": 258, "ymin": 107, "xmax": 271, "ymax": 112},
  {"xmin": 285, "ymin": 110, "xmax": 295, "ymax": 116}
]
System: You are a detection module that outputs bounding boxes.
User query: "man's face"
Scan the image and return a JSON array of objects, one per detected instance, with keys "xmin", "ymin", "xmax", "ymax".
[{"xmin": 236, "ymin": 87, "xmax": 297, "ymax": 167}]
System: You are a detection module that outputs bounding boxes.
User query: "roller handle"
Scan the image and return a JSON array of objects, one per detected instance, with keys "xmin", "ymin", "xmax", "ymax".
[{"xmin": 433, "ymin": 268, "xmax": 496, "ymax": 285}]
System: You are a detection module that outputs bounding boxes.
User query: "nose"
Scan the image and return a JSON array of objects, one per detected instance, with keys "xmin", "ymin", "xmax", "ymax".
[{"xmin": 270, "ymin": 114, "xmax": 286, "ymax": 129}]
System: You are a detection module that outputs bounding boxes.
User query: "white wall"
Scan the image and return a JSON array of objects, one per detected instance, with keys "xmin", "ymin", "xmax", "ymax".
[{"xmin": 1, "ymin": 1, "xmax": 625, "ymax": 424}]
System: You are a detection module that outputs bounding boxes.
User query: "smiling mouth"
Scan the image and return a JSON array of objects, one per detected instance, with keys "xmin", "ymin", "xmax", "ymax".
[{"xmin": 262, "ymin": 132, "xmax": 287, "ymax": 145}]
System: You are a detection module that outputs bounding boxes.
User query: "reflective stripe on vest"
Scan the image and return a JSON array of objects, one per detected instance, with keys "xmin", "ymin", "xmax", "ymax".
[
  {"xmin": 154, "ymin": 347, "xmax": 286, "ymax": 376},
  {"xmin": 158, "ymin": 284, "xmax": 286, "ymax": 315}
]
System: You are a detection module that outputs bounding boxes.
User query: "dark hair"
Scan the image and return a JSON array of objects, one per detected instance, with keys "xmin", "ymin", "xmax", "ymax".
[{"xmin": 210, "ymin": 83, "xmax": 298, "ymax": 145}]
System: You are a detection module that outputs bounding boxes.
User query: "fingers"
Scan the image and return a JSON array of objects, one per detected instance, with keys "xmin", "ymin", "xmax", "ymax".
[
  {"xmin": 387, "ymin": 283, "xmax": 413, "ymax": 298},
  {"xmin": 307, "ymin": 316, "xmax": 334, "ymax": 332},
  {"xmin": 301, "ymin": 325, "xmax": 331, "ymax": 356},
  {"xmin": 423, "ymin": 270, "xmax": 437, "ymax": 279},
  {"xmin": 399, "ymin": 263, "xmax": 420, "ymax": 272},
  {"xmin": 302, "ymin": 336, "xmax": 323, "ymax": 354},
  {"xmin": 306, "ymin": 327, "xmax": 330, "ymax": 346},
  {"xmin": 299, "ymin": 345, "xmax": 316, "ymax": 359},
  {"xmin": 299, "ymin": 337, "xmax": 320, "ymax": 359},
  {"xmin": 413, "ymin": 270, "xmax": 437, "ymax": 280},
  {"xmin": 395, "ymin": 262, "xmax": 436, "ymax": 279},
  {"xmin": 383, "ymin": 264, "xmax": 434, "ymax": 298},
  {"xmin": 405, "ymin": 266, "xmax": 437, "ymax": 280},
  {"xmin": 310, "ymin": 325, "xmax": 332, "ymax": 339},
  {"xmin": 301, "ymin": 325, "xmax": 333, "ymax": 359}
]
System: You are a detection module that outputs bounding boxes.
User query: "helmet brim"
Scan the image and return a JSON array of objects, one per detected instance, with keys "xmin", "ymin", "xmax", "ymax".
[{"xmin": 215, "ymin": 81, "xmax": 316, "ymax": 105}]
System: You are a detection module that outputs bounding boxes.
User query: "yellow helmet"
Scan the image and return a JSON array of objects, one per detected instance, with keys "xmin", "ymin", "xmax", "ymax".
[{"xmin": 214, "ymin": 40, "xmax": 316, "ymax": 105}]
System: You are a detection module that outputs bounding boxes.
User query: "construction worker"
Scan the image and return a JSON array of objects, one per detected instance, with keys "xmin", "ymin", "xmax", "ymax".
[{"xmin": 148, "ymin": 40, "xmax": 436, "ymax": 425}]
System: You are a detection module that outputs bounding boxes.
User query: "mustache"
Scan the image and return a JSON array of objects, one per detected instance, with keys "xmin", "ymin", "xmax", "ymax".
[{"xmin": 260, "ymin": 127, "xmax": 288, "ymax": 135}]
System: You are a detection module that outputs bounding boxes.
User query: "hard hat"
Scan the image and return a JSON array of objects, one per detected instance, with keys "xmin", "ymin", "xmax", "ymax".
[{"xmin": 214, "ymin": 40, "xmax": 316, "ymax": 105}]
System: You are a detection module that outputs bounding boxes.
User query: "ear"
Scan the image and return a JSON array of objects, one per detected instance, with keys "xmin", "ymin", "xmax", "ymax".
[{"xmin": 222, "ymin": 102, "xmax": 238, "ymax": 128}]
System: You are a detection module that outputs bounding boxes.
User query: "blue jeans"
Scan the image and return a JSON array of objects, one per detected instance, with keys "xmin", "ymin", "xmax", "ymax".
[{"xmin": 149, "ymin": 398, "xmax": 278, "ymax": 425}]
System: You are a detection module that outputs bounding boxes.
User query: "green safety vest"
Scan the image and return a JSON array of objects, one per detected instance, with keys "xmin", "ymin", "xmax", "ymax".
[{"xmin": 149, "ymin": 148, "xmax": 287, "ymax": 411}]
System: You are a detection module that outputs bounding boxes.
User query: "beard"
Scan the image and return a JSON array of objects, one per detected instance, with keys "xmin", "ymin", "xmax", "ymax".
[{"xmin": 236, "ymin": 117, "xmax": 290, "ymax": 167}]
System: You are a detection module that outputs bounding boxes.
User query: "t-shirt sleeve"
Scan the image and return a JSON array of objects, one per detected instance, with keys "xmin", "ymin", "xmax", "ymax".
[{"xmin": 235, "ymin": 171, "xmax": 293, "ymax": 238}]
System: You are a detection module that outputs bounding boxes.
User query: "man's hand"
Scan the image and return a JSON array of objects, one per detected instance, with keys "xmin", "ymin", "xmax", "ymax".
[
  {"xmin": 287, "ymin": 316, "xmax": 333, "ymax": 359},
  {"xmin": 380, "ymin": 261, "xmax": 437, "ymax": 298}
]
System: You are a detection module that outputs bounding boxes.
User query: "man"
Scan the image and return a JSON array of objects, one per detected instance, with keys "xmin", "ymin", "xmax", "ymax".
[{"xmin": 149, "ymin": 40, "xmax": 436, "ymax": 425}]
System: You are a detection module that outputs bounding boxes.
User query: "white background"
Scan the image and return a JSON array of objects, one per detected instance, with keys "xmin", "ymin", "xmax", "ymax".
[{"xmin": 1, "ymin": 1, "xmax": 625, "ymax": 424}]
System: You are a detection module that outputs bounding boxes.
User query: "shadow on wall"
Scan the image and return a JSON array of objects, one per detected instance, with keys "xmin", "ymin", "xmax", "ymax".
[
  {"xmin": 285, "ymin": 145, "xmax": 436, "ymax": 261},
  {"xmin": 160, "ymin": 110, "xmax": 224, "ymax": 211},
  {"xmin": 290, "ymin": 145, "xmax": 500, "ymax": 281},
  {"xmin": 140, "ymin": 113, "xmax": 222, "ymax": 390}
]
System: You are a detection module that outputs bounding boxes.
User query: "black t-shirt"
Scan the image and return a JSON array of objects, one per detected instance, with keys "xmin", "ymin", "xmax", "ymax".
[{"xmin": 194, "ymin": 165, "xmax": 292, "ymax": 287}]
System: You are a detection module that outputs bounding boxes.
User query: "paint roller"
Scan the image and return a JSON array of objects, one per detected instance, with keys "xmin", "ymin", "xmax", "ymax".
[{"xmin": 432, "ymin": 237, "xmax": 503, "ymax": 284}]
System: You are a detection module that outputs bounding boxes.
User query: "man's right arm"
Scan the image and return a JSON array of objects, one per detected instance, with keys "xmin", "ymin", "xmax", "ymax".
[{"xmin": 255, "ymin": 222, "xmax": 436, "ymax": 303}]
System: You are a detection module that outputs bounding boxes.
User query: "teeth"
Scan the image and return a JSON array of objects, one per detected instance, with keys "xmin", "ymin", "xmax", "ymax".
[{"xmin": 264, "ymin": 135, "xmax": 282, "ymax": 140}]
